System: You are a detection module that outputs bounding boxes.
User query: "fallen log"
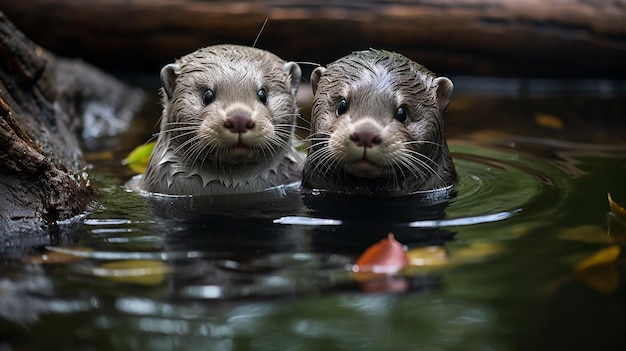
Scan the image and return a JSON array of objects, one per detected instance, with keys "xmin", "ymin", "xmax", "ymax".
[
  {"xmin": 1, "ymin": 0, "xmax": 625, "ymax": 77},
  {"xmin": 0, "ymin": 12, "xmax": 143, "ymax": 238}
]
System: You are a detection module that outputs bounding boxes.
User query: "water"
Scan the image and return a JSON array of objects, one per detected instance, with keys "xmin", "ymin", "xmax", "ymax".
[{"xmin": 1, "ymin": 80, "xmax": 625, "ymax": 350}]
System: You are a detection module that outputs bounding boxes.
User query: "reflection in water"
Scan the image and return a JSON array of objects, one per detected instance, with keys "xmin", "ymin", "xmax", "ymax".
[
  {"xmin": 1, "ymin": 137, "xmax": 625, "ymax": 350},
  {"xmin": 88, "ymin": 293, "xmax": 503, "ymax": 350}
]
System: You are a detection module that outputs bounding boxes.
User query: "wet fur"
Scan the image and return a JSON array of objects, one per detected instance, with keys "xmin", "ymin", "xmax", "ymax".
[
  {"xmin": 140, "ymin": 45, "xmax": 303, "ymax": 195},
  {"xmin": 302, "ymin": 49, "xmax": 457, "ymax": 196}
]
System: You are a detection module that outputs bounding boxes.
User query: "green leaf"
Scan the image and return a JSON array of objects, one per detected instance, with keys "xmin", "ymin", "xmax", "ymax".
[{"xmin": 123, "ymin": 141, "xmax": 155, "ymax": 174}]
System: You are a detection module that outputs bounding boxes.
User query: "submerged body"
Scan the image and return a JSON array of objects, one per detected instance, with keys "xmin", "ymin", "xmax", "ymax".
[
  {"xmin": 303, "ymin": 49, "xmax": 457, "ymax": 196},
  {"xmin": 140, "ymin": 44, "xmax": 303, "ymax": 195}
]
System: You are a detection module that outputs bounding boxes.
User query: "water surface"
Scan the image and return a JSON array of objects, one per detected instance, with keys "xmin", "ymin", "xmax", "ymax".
[{"xmin": 1, "ymin": 79, "xmax": 625, "ymax": 351}]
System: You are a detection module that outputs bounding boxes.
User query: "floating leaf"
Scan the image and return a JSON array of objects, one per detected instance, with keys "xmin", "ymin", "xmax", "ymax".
[
  {"xmin": 24, "ymin": 246, "xmax": 93, "ymax": 264},
  {"xmin": 123, "ymin": 141, "xmax": 155, "ymax": 174},
  {"xmin": 570, "ymin": 245, "xmax": 620, "ymax": 294},
  {"xmin": 608, "ymin": 193, "xmax": 626, "ymax": 226},
  {"xmin": 577, "ymin": 263, "xmax": 619, "ymax": 294},
  {"xmin": 551, "ymin": 239, "xmax": 622, "ymax": 294},
  {"xmin": 575, "ymin": 245, "xmax": 621, "ymax": 272},
  {"xmin": 558, "ymin": 225, "xmax": 612, "ymax": 244},
  {"xmin": 454, "ymin": 241, "xmax": 506, "ymax": 262},
  {"xmin": 92, "ymin": 259, "xmax": 169, "ymax": 286},
  {"xmin": 406, "ymin": 245, "xmax": 448, "ymax": 266},
  {"xmin": 352, "ymin": 234, "xmax": 412, "ymax": 293},
  {"xmin": 354, "ymin": 233, "xmax": 408, "ymax": 274},
  {"xmin": 534, "ymin": 113, "xmax": 563, "ymax": 130},
  {"xmin": 608, "ymin": 193, "xmax": 626, "ymax": 216}
]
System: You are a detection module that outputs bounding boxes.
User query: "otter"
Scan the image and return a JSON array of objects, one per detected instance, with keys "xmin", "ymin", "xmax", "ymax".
[
  {"xmin": 139, "ymin": 44, "xmax": 304, "ymax": 195},
  {"xmin": 302, "ymin": 49, "xmax": 457, "ymax": 196}
]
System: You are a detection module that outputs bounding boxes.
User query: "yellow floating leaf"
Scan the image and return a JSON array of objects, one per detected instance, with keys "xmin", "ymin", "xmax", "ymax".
[
  {"xmin": 558, "ymin": 225, "xmax": 612, "ymax": 244},
  {"xmin": 454, "ymin": 241, "xmax": 506, "ymax": 262},
  {"xmin": 24, "ymin": 246, "xmax": 93, "ymax": 264},
  {"xmin": 406, "ymin": 245, "xmax": 448, "ymax": 267},
  {"xmin": 608, "ymin": 193, "xmax": 626, "ymax": 225},
  {"xmin": 534, "ymin": 114, "xmax": 563, "ymax": 130},
  {"xmin": 575, "ymin": 245, "xmax": 621, "ymax": 272},
  {"xmin": 123, "ymin": 141, "xmax": 155, "ymax": 174},
  {"xmin": 93, "ymin": 259, "xmax": 169, "ymax": 286},
  {"xmin": 608, "ymin": 193, "xmax": 626, "ymax": 215},
  {"xmin": 577, "ymin": 264, "xmax": 619, "ymax": 294}
]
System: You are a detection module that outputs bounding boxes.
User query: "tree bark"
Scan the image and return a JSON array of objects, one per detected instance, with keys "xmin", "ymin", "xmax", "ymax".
[
  {"xmin": 0, "ymin": 12, "xmax": 143, "ymax": 235},
  {"xmin": 1, "ymin": 0, "xmax": 625, "ymax": 77}
]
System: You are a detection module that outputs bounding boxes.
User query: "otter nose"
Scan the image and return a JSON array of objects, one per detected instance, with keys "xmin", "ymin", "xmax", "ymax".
[
  {"xmin": 350, "ymin": 130, "xmax": 382, "ymax": 148},
  {"xmin": 224, "ymin": 114, "xmax": 255, "ymax": 133}
]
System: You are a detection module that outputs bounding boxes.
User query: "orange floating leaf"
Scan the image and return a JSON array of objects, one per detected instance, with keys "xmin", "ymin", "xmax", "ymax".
[
  {"xmin": 354, "ymin": 233, "xmax": 408, "ymax": 274},
  {"xmin": 534, "ymin": 113, "xmax": 563, "ymax": 130}
]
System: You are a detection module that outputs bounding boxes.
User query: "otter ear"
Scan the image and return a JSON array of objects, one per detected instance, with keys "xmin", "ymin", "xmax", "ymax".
[
  {"xmin": 160, "ymin": 63, "xmax": 179, "ymax": 99},
  {"xmin": 284, "ymin": 62, "xmax": 302, "ymax": 96},
  {"xmin": 434, "ymin": 77, "xmax": 454, "ymax": 114},
  {"xmin": 310, "ymin": 67, "xmax": 327, "ymax": 95}
]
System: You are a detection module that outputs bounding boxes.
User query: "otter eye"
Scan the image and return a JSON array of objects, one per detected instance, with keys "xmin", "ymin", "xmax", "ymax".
[
  {"xmin": 202, "ymin": 89, "xmax": 215, "ymax": 106},
  {"xmin": 395, "ymin": 106, "xmax": 408, "ymax": 123},
  {"xmin": 258, "ymin": 89, "xmax": 268, "ymax": 104},
  {"xmin": 337, "ymin": 99, "xmax": 348, "ymax": 116}
]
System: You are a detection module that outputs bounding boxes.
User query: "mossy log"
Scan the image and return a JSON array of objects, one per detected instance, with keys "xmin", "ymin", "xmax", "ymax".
[
  {"xmin": 0, "ymin": 12, "xmax": 143, "ymax": 236},
  {"xmin": 1, "ymin": 0, "xmax": 625, "ymax": 77}
]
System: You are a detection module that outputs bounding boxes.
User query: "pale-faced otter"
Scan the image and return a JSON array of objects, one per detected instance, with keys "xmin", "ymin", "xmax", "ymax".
[
  {"xmin": 139, "ymin": 44, "xmax": 304, "ymax": 195},
  {"xmin": 302, "ymin": 49, "xmax": 457, "ymax": 196}
]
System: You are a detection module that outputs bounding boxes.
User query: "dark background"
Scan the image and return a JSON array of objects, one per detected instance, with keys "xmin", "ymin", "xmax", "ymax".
[{"xmin": 1, "ymin": 0, "xmax": 625, "ymax": 79}]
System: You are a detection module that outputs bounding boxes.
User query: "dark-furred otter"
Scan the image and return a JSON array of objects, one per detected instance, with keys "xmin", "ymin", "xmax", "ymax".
[
  {"xmin": 302, "ymin": 49, "xmax": 457, "ymax": 196},
  {"xmin": 139, "ymin": 44, "xmax": 304, "ymax": 195}
]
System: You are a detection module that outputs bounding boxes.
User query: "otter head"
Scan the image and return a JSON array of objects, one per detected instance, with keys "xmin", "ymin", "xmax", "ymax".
[
  {"xmin": 159, "ymin": 44, "xmax": 301, "ymax": 173},
  {"xmin": 303, "ymin": 49, "xmax": 456, "ymax": 195}
]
